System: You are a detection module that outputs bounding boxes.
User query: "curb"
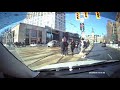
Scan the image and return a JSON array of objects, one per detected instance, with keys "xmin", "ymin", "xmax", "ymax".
[
  {"xmin": 107, "ymin": 45, "xmax": 120, "ymax": 51},
  {"xmin": 82, "ymin": 44, "xmax": 94, "ymax": 56},
  {"xmin": 86, "ymin": 44, "xmax": 94, "ymax": 54},
  {"xmin": 76, "ymin": 44, "xmax": 94, "ymax": 58}
]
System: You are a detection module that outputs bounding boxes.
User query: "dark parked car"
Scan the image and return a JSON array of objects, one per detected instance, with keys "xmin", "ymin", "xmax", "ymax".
[{"xmin": 102, "ymin": 43, "xmax": 106, "ymax": 47}]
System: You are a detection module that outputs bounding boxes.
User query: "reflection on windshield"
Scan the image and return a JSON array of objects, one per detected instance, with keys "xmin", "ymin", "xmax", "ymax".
[{"xmin": 0, "ymin": 12, "xmax": 120, "ymax": 70}]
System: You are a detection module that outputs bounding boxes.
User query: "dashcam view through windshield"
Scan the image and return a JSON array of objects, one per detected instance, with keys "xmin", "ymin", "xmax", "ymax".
[{"xmin": 0, "ymin": 12, "xmax": 120, "ymax": 77}]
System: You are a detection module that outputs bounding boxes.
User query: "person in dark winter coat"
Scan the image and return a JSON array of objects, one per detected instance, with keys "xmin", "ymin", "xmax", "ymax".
[
  {"xmin": 70, "ymin": 39, "xmax": 75, "ymax": 55},
  {"xmin": 60, "ymin": 38, "xmax": 66, "ymax": 56},
  {"xmin": 64, "ymin": 41, "xmax": 69, "ymax": 55}
]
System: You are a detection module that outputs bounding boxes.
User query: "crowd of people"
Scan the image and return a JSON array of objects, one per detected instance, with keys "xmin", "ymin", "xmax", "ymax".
[
  {"xmin": 60, "ymin": 37, "xmax": 90, "ymax": 56},
  {"xmin": 14, "ymin": 42, "xmax": 26, "ymax": 47}
]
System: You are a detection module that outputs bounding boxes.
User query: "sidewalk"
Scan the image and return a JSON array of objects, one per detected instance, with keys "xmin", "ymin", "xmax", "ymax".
[{"xmin": 106, "ymin": 44, "xmax": 120, "ymax": 50}]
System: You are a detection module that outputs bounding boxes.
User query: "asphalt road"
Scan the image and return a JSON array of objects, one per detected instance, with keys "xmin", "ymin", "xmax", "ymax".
[{"xmin": 85, "ymin": 43, "xmax": 120, "ymax": 60}]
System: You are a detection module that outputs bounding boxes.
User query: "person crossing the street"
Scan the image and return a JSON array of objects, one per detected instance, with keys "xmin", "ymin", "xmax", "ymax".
[
  {"xmin": 80, "ymin": 38, "xmax": 86, "ymax": 53},
  {"xmin": 64, "ymin": 40, "xmax": 69, "ymax": 55},
  {"xmin": 60, "ymin": 38, "xmax": 66, "ymax": 56},
  {"xmin": 70, "ymin": 38, "xmax": 75, "ymax": 56}
]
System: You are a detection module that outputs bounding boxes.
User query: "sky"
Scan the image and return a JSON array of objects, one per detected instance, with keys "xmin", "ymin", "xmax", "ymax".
[
  {"xmin": 0, "ymin": 12, "xmax": 116, "ymax": 36},
  {"xmin": 65, "ymin": 12, "xmax": 116, "ymax": 36}
]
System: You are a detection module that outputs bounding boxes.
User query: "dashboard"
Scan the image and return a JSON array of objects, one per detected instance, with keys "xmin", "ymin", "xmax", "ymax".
[{"xmin": 35, "ymin": 61, "xmax": 120, "ymax": 78}]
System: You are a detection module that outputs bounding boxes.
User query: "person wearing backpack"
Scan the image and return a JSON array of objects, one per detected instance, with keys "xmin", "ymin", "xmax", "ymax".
[
  {"xmin": 80, "ymin": 38, "xmax": 85, "ymax": 53},
  {"xmin": 64, "ymin": 40, "xmax": 69, "ymax": 55},
  {"xmin": 70, "ymin": 39, "xmax": 75, "ymax": 56}
]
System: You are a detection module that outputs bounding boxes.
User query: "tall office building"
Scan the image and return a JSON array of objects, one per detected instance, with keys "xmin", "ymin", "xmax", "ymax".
[
  {"xmin": 23, "ymin": 12, "xmax": 65, "ymax": 31},
  {"xmin": 106, "ymin": 20, "xmax": 114, "ymax": 42},
  {"xmin": 116, "ymin": 12, "xmax": 120, "ymax": 41},
  {"xmin": 116, "ymin": 12, "xmax": 120, "ymax": 22}
]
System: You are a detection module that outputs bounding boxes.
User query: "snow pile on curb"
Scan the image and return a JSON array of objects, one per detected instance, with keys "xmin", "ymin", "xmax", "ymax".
[
  {"xmin": 75, "ymin": 43, "xmax": 94, "ymax": 58},
  {"xmin": 84, "ymin": 44, "xmax": 94, "ymax": 55},
  {"xmin": 107, "ymin": 44, "xmax": 120, "ymax": 50}
]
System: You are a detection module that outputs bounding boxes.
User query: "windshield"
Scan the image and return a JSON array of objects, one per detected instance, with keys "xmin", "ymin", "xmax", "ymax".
[{"xmin": 0, "ymin": 12, "xmax": 120, "ymax": 71}]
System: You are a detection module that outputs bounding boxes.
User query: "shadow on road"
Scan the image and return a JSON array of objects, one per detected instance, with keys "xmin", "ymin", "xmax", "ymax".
[
  {"xmin": 85, "ymin": 54, "xmax": 101, "ymax": 58},
  {"xmin": 90, "ymin": 49, "xmax": 108, "ymax": 52}
]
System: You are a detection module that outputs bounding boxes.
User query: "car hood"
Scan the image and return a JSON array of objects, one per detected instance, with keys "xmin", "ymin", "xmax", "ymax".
[{"xmin": 35, "ymin": 59, "xmax": 120, "ymax": 71}]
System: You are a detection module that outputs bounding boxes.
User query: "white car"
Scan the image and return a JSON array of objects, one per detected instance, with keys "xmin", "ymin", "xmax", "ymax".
[
  {"xmin": 47, "ymin": 40, "xmax": 60, "ymax": 47},
  {"xmin": 3, "ymin": 44, "xmax": 9, "ymax": 47},
  {"xmin": 30, "ymin": 43, "xmax": 37, "ymax": 47}
]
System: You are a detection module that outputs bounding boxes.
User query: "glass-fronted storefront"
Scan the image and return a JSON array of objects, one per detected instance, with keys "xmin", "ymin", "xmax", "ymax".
[{"xmin": 46, "ymin": 32, "xmax": 53, "ymax": 43}]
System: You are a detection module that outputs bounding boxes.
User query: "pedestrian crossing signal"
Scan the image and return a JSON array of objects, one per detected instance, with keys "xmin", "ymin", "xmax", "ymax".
[
  {"xmin": 84, "ymin": 12, "xmax": 88, "ymax": 19},
  {"xmin": 80, "ymin": 23, "xmax": 82, "ymax": 30},
  {"xmin": 75, "ymin": 12, "xmax": 80, "ymax": 20},
  {"xmin": 80, "ymin": 23, "xmax": 84, "ymax": 31},
  {"xmin": 95, "ymin": 12, "xmax": 101, "ymax": 19}
]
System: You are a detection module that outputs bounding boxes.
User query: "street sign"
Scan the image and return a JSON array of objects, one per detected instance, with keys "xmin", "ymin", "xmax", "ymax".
[
  {"xmin": 80, "ymin": 23, "xmax": 83, "ymax": 30},
  {"xmin": 84, "ymin": 12, "xmax": 89, "ymax": 19},
  {"xmin": 80, "ymin": 23, "xmax": 82, "ymax": 31},
  {"xmin": 75, "ymin": 12, "xmax": 80, "ymax": 20},
  {"xmin": 95, "ymin": 12, "xmax": 101, "ymax": 19}
]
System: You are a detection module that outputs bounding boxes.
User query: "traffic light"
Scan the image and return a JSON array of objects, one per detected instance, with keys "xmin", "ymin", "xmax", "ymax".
[
  {"xmin": 84, "ymin": 12, "xmax": 88, "ymax": 19},
  {"xmin": 95, "ymin": 12, "xmax": 101, "ymax": 19},
  {"xmin": 75, "ymin": 12, "xmax": 80, "ymax": 20}
]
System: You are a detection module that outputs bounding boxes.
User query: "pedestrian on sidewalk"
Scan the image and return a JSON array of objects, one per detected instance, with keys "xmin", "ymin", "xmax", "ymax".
[
  {"xmin": 70, "ymin": 38, "xmax": 75, "ymax": 56},
  {"xmin": 75, "ymin": 41, "xmax": 79, "ymax": 54},
  {"xmin": 80, "ymin": 38, "xmax": 86, "ymax": 53},
  {"xmin": 64, "ymin": 40, "xmax": 69, "ymax": 55},
  {"xmin": 60, "ymin": 38, "xmax": 66, "ymax": 56},
  {"xmin": 78, "ymin": 40, "xmax": 81, "ymax": 52},
  {"xmin": 86, "ymin": 39, "xmax": 90, "ymax": 48}
]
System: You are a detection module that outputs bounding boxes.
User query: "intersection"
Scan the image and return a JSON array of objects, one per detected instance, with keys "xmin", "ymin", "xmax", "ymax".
[{"xmin": 12, "ymin": 45, "xmax": 84, "ymax": 70}]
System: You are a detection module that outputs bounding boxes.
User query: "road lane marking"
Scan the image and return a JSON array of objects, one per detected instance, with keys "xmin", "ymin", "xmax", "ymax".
[{"xmin": 107, "ymin": 54, "xmax": 112, "ymax": 59}]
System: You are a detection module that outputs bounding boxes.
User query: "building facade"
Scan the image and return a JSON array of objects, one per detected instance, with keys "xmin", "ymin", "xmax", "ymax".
[
  {"xmin": 116, "ymin": 12, "xmax": 120, "ymax": 22},
  {"xmin": 106, "ymin": 20, "xmax": 116, "ymax": 43},
  {"xmin": 86, "ymin": 29, "xmax": 95, "ymax": 42},
  {"xmin": 0, "ymin": 12, "xmax": 66, "ymax": 44},
  {"xmin": 85, "ymin": 29, "xmax": 104, "ymax": 43},
  {"xmin": 116, "ymin": 12, "xmax": 120, "ymax": 41},
  {"xmin": 64, "ymin": 32, "xmax": 80, "ymax": 42},
  {"xmin": 22, "ymin": 12, "xmax": 65, "ymax": 31},
  {"xmin": 9, "ymin": 23, "xmax": 65, "ymax": 45}
]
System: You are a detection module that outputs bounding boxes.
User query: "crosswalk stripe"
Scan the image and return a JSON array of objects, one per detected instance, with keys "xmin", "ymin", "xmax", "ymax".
[
  {"xmin": 13, "ymin": 46, "xmax": 83, "ymax": 70},
  {"xmin": 28, "ymin": 54, "xmax": 62, "ymax": 69}
]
